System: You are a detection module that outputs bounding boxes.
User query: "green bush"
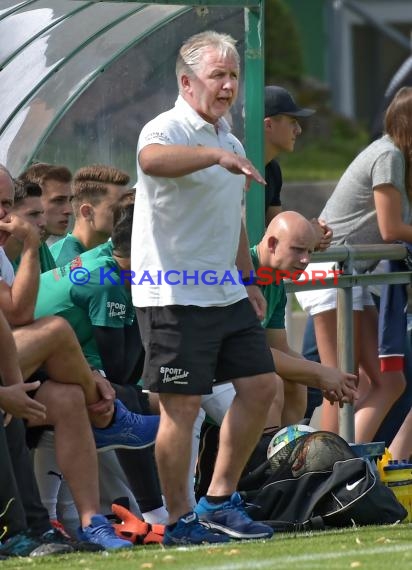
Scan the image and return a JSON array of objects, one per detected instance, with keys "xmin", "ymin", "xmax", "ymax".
[
  {"xmin": 265, "ymin": 0, "xmax": 304, "ymax": 83},
  {"xmin": 264, "ymin": 0, "xmax": 369, "ymax": 182},
  {"xmin": 279, "ymin": 120, "xmax": 369, "ymax": 182}
]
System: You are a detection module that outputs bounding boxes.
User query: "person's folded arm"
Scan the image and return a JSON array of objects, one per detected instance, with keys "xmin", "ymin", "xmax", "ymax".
[{"xmin": 374, "ymin": 184, "xmax": 412, "ymax": 242}]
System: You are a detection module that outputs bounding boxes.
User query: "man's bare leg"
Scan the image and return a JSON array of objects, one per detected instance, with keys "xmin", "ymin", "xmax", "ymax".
[
  {"xmin": 156, "ymin": 393, "xmax": 201, "ymax": 524},
  {"xmin": 207, "ymin": 373, "xmax": 277, "ymax": 496},
  {"xmin": 30, "ymin": 381, "xmax": 100, "ymax": 527},
  {"xmin": 282, "ymin": 381, "xmax": 307, "ymax": 426},
  {"xmin": 13, "ymin": 317, "xmax": 111, "ymax": 427},
  {"xmin": 263, "ymin": 373, "xmax": 284, "ymax": 429}
]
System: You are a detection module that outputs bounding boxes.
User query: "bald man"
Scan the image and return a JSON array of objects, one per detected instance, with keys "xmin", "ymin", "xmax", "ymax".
[
  {"xmin": 200, "ymin": 212, "xmax": 357, "ymax": 430},
  {"xmin": 251, "ymin": 211, "xmax": 356, "ymax": 425}
]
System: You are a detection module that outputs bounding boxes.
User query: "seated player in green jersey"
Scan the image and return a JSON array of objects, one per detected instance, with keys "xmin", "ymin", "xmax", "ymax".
[
  {"xmin": 36, "ymin": 204, "xmax": 138, "ymax": 381},
  {"xmin": 50, "ymin": 165, "xmax": 132, "ymax": 267},
  {"xmin": 0, "ymin": 165, "xmax": 158, "ymax": 550},
  {"xmin": 18, "ymin": 163, "xmax": 72, "ymax": 241},
  {"xmin": 48, "ymin": 178, "xmax": 165, "ymax": 526},
  {"xmin": 249, "ymin": 210, "xmax": 357, "ymax": 425},
  {"xmin": 35, "ymin": 201, "xmax": 164, "ymax": 522},
  {"xmin": 4, "ymin": 181, "xmax": 56, "ymax": 273}
]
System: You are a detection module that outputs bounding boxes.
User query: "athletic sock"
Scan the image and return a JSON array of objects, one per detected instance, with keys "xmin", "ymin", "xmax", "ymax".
[
  {"xmin": 142, "ymin": 506, "xmax": 168, "ymax": 525},
  {"xmin": 205, "ymin": 494, "xmax": 231, "ymax": 505}
]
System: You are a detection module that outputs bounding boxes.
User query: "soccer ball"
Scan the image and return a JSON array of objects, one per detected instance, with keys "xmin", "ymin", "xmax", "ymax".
[
  {"xmin": 288, "ymin": 431, "xmax": 356, "ymax": 478},
  {"xmin": 267, "ymin": 424, "xmax": 316, "ymax": 471}
]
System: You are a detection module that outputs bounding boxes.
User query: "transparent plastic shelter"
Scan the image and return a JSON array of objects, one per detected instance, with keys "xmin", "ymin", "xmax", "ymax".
[{"xmin": 0, "ymin": 0, "xmax": 265, "ymax": 241}]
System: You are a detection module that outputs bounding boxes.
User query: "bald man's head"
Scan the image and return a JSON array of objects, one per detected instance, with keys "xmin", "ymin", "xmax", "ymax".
[
  {"xmin": 257, "ymin": 211, "xmax": 316, "ymax": 272},
  {"xmin": 0, "ymin": 165, "xmax": 15, "ymax": 220},
  {"xmin": 266, "ymin": 211, "xmax": 314, "ymax": 238}
]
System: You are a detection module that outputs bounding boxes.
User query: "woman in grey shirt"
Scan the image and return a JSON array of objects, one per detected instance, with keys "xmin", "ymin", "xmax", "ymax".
[{"xmin": 296, "ymin": 87, "xmax": 412, "ymax": 446}]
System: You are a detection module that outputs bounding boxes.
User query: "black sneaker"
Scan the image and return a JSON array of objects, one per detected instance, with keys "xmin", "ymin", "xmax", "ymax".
[
  {"xmin": 40, "ymin": 528, "xmax": 103, "ymax": 552},
  {"xmin": 0, "ymin": 531, "xmax": 72, "ymax": 557}
]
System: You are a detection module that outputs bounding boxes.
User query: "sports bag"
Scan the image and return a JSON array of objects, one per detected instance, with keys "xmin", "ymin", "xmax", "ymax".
[{"xmin": 245, "ymin": 431, "xmax": 407, "ymax": 530}]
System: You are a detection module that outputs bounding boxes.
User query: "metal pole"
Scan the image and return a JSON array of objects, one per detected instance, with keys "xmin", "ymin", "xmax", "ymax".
[
  {"xmin": 337, "ymin": 277, "xmax": 355, "ymax": 443},
  {"xmin": 244, "ymin": 1, "xmax": 265, "ymax": 246}
]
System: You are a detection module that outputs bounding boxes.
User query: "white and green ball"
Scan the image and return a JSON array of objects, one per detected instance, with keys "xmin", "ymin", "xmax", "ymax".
[{"xmin": 267, "ymin": 424, "xmax": 316, "ymax": 470}]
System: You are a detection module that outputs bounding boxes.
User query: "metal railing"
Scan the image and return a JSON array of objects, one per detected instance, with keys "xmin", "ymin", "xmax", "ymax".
[{"xmin": 284, "ymin": 243, "xmax": 412, "ymax": 442}]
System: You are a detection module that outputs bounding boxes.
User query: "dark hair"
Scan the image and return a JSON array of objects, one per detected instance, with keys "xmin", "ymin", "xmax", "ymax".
[
  {"xmin": 13, "ymin": 181, "xmax": 42, "ymax": 204},
  {"xmin": 384, "ymin": 86, "xmax": 412, "ymax": 199},
  {"xmin": 19, "ymin": 163, "xmax": 72, "ymax": 185},
  {"xmin": 112, "ymin": 203, "xmax": 134, "ymax": 258}
]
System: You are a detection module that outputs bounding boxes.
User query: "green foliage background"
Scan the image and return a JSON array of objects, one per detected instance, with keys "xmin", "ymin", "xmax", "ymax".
[
  {"xmin": 265, "ymin": 0, "xmax": 304, "ymax": 83},
  {"xmin": 264, "ymin": 0, "xmax": 368, "ymax": 182}
]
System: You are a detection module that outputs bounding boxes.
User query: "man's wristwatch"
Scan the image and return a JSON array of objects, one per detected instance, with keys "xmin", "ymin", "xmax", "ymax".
[{"xmin": 241, "ymin": 276, "xmax": 259, "ymax": 286}]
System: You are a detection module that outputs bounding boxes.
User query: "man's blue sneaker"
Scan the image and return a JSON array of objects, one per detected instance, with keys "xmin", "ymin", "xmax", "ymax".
[
  {"xmin": 77, "ymin": 514, "xmax": 133, "ymax": 550},
  {"xmin": 163, "ymin": 512, "xmax": 230, "ymax": 546},
  {"xmin": 195, "ymin": 492, "xmax": 274, "ymax": 540},
  {"xmin": 93, "ymin": 399, "xmax": 159, "ymax": 452}
]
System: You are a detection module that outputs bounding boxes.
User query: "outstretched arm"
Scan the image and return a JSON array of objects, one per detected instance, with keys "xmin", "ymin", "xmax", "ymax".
[{"xmin": 139, "ymin": 144, "xmax": 265, "ymax": 189}]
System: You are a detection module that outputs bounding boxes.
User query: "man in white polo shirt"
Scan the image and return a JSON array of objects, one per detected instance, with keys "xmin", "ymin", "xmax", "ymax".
[{"xmin": 132, "ymin": 30, "xmax": 278, "ymax": 546}]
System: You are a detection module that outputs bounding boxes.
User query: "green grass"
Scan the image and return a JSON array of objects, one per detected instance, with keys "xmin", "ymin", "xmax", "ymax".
[
  {"xmin": 279, "ymin": 118, "xmax": 369, "ymax": 182},
  {"xmin": 2, "ymin": 524, "xmax": 411, "ymax": 570}
]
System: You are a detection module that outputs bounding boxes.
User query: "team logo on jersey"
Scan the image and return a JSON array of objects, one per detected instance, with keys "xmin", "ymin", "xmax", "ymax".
[
  {"xmin": 106, "ymin": 301, "xmax": 126, "ymax": 318},
  {"xmin": 70, "ymin": 256, "xmax": 83, "ymax": 269}
]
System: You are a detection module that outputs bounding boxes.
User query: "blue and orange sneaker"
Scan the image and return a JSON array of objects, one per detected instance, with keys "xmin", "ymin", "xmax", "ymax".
[
  {"xmin": 195, "ymin": 492, "xmax": 274, "ymax": 540},
  {"xmin": 93, "ymin": 399, "xmax": 159, "ymax": 452}
]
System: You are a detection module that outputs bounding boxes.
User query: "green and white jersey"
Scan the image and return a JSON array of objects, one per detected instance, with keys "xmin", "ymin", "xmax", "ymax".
[
  {"xmin": 50, "ymin": 233, "xmax": 86, "ymax": 266},
  {"xmin": 12, "ymin": 242, "xmax": 56, "ymax": 274},
  {"xmin": 250, "ymin": 245, "xmax": 286, "ymax": 330},
  {"xmin": 35, "ymin": 242, "xmax": 134, "ymax": 369}
]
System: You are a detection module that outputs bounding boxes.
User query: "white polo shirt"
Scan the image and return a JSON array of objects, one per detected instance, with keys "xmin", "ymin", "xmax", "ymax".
[{"xmin": 131, "ymin": 96, "xmax": 248, "ymax": 308}]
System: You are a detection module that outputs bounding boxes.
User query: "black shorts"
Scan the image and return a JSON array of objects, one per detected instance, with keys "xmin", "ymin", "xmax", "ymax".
[
  {"xmin": 24, "ymin": 369, "xmax": 53, "ymax": 449},
  {"xmin": 136, "ymin": 298, "xmax": 275, "ymax": 395}
]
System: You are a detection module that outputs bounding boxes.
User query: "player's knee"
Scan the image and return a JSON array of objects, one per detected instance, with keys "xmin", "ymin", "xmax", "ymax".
[
  {"xmin": 52, "ymin": 383, "xmax": 85, "ymax": 412},
  {"xmin": 160, "ymin": 394, "xmax": 201, "ymax": 426},
  {"xmin": 247, "ymin": 372, "xmax": 278, "ymax": 409},
  {"xmin": 41, "ymin": 315, "xmax": 77, "ymax": 344}
]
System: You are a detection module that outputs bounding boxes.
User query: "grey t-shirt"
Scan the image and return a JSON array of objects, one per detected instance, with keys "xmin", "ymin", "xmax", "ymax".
[{"xmin": 320, "ymin": 135, "xmax": 411, "ymax": 272}]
